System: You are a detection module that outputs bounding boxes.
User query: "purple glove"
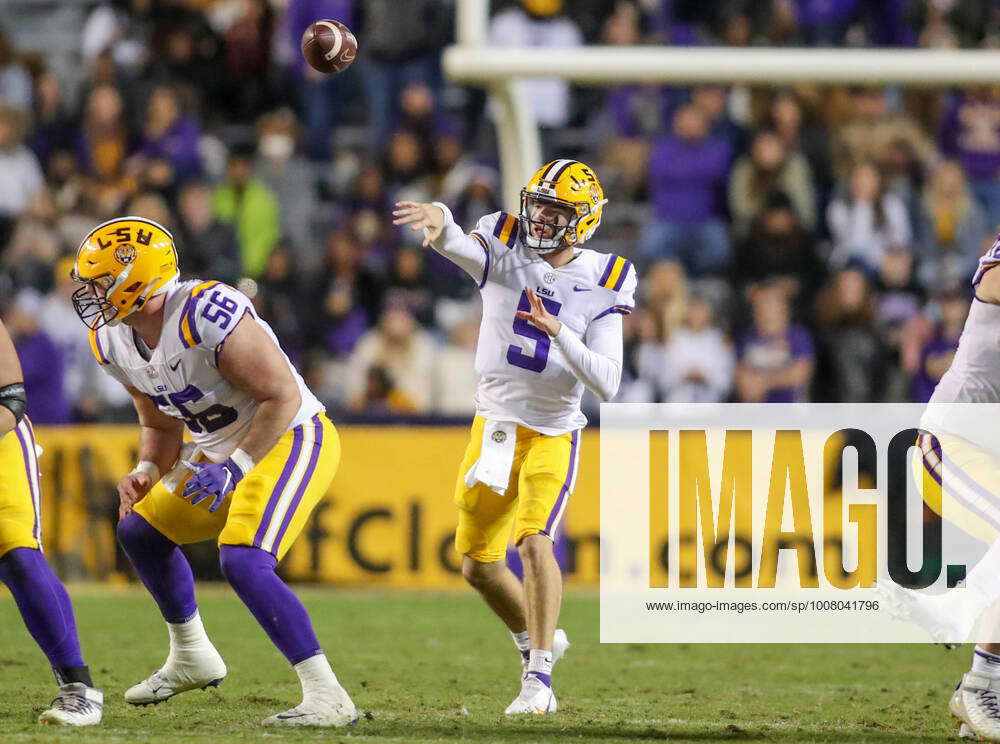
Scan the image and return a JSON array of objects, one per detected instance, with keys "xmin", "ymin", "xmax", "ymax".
[{"xmin": 182, "ymin": 458, "xmax": 245, "ymax": 512}]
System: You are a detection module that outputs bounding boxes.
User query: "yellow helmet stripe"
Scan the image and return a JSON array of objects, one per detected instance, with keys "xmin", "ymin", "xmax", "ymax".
[{"xmin": 88, "ymin": 329, "xmax": 109, "ymax": 366}]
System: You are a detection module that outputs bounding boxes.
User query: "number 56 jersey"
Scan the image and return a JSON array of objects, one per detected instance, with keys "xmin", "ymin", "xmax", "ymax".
[
  {"xmin": 88, "ymin": 279, "xmax": 323, "ymax": 461},
  {"xmin": 460, "ymin": 210, "xmax": 637, "ymax": 436}
]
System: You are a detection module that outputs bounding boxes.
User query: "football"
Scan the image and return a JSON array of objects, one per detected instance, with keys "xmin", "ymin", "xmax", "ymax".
[{"xmin": 301, "ymin": 19, "xmax": 358, "ymax": 74}]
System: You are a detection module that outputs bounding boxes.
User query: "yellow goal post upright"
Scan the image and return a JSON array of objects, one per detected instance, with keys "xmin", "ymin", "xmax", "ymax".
[{"xmin": 444, "ymin": 0, "xmax": 1000, "ymax": 212}]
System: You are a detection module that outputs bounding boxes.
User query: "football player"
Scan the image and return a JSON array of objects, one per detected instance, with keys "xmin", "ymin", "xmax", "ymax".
[
  {"xmin": 881, "ymin": 236, "xmax": 1000, "ymax": 741},
  {"xmin": 393, "ymin": 159, "xmax": 636, "ymax": 714},
  {"xmin": 0, "ymin": 318, "xmax": 102, "ymax": 725},
  {"xmin": 71, "ymin": 217, "xmax": 355, "ymax": 727}
]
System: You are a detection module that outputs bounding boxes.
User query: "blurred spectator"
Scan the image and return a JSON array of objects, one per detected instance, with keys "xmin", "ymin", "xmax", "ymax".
[
  {"xmin": 874, "ymin": 247, "xmax": 924, "ymax": 400},
  {"xmin": 728, "ymin": 128, "xmax": 815, "ymax": 239},
  {"xmin": 827, "ymin": 161, "xmax": 911, "ymax": 274},
  {"xmin": 916, "ymin": 159, "xmax": 990, "ymax": 289},
  {"xmin": 939, "ymin": 87, "xmax": 1000, "ymax": 230},
  {"xmin": 3, "ymin": 301, "xmax": 68, "ymax": 424},
  {"xmin": 286, "ymin": 0, "xmax": 356, "ymax": 161},
  {"xmin": 385, "ymin": 246, "xmax": 435, "ymax": 327},
  {"xmin": 0, "ymin": 28, "xmax": 32, "ymax": 112},
  {"xmin": 316, "ymin": 226, "xmax": 384, "ymax": 358},
  {"xmin": 795, "ymin": 0, "xmax": 861, "ymax": 46},
  {"xmin": 691, "ymin": 85, "xmax": 746, "ymax": 152},
  {"xmin": 384, "ymin": 129, "xmax": 433, "ymax": 199},
  {"xmin": 815, "ymin": 267, "xmax": 885, "ymax": 402},
  {"xmin": 431, "ymin": 319, "xmax": 480, "ymax": 416},
  {"xmin": 222, "ymin": 0, "xmax": 274, "ymax": 121},
  {"xmin": 254, "ymin": 109, "xmax": 317, "ymax": 266},
  {"xmin": 361, "ymin": 0, "xmax": 450, "ymax": 147},
  {"xmin": 0, "ymin": 106, "xmax": 45, "ymax": 246},
  {"xmin": 644, "ymin": 259, "xmax": 689, "ymax": 343},
  {"xmin": 345, "ymin": 304, "xmax": 437, "ymax": 413},
  {"xmin": 733, "ymin": 191, "xmax": 824, "ymax": 314},
  {"xmin": 176, "ymin": 179, "xmax": 240, "ymax": 284},
  {"xmin": 768, "ymin": 90, "xmax": 833, "ymax": 199},
  {"xmin": 349, "ymin": 365, "xmax": 419, "ymax": 416},
  {"xmin": 75, "ymin": 85, "xmax": 132, "ymax": 186},
  {"xmin": 137, "ymin": 85, "xmax": 202, "ymax": 185},
  {"xmin": 489, "ymin": 0, "xmax": 583, "ymax": 130},
  {"xmin": 3, "ymin": 189, "xmax": 61, "ymax": 291},
  {"xmin": 911, "ymin": 285, "xmax": 971, "ymax": 402},
  {"xmin": 735, "ymin": 283, "xmax": 815, "ymax": 402},
  {"xmin": 212, "ymin": 144, "xmax": 280, "ymax": 278},
  {"xmin": 639, "ymin": 104, "xmax": 733, "ymax": 276},
  {"xmin": 29, "ymin": 73, "xmax": 75, "ymax": 171},
  {"xmin": 833, "ymin": 87, "xmax": 935, "ymax": 184},
  {"xmin": 253, "ymin": 245, "xmax": 306, "ymax": 359},
  {"xmin": 649, "ymin": 295, "xmax": 734, "ymax": 403},
  {"xmin": 81, "ymin": 0, "xmax": 154, "ymax": 74}
]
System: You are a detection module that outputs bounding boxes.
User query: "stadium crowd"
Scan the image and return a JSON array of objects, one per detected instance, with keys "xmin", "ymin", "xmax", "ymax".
[{"xmin": 1, "ymin": 0, "xmax": 1000, "ymax": 422}]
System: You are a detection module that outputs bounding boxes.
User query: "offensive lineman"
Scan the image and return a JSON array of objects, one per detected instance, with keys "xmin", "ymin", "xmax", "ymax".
[
  {"xmin": 71, "ymin": 217, "xmax": 355, "ymax": 726},
  {"xmin": 393, "ymin": 159, "xmax": 636, "ymax": 714},
  {"xmin": 0, "ymin": 317, "xmax": 102, "ymax": 725}
]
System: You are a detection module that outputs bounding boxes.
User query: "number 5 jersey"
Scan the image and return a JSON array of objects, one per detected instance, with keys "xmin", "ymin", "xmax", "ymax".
[
  {"xmin": 88, "ymin": 279, "xmax": 323, "ymax": 461},
  {"xmin": 433, "ymin": 204, "xmax": 637, "ymax": 436}
]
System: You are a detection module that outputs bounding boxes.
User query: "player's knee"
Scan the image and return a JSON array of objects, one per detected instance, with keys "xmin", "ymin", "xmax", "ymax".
[
  {"xmin": 462, "ymin": 555, "xmax": 500, "ymax": 589},
  {"xmin": 517, "ymin": 533, "xmax": 553, "ymax": 566},
  {"xmin": 117, "ymin": 512, "xmax": 152, "ymax": 553},
  {"xmin": 219, "ymin": 544, "xmax": 275, "ymax": 590}
]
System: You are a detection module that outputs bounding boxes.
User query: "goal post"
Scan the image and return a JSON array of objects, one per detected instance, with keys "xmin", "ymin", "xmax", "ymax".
[{"xmin": 444, "ymin": 0, "xmax": 1000, "ymax": 211}]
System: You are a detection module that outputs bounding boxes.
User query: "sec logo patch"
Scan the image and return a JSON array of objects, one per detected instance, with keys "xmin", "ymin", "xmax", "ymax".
[
  {"xmin": 543, "ymin": 272, "xmax": 556, "ymax": 284},
  {"xmin": 491, "ymin": 430, "xmax": 507, "ymax": 444}
]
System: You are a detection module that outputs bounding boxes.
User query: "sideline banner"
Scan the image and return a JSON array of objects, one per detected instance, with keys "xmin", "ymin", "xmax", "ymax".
[
  {"xmin": 600, "ymin": 403, "xmax": 1000, "ymax": 644},
  {"xmin": 30, "ymin": 425, "xmax": 601, "ymax": 587}
]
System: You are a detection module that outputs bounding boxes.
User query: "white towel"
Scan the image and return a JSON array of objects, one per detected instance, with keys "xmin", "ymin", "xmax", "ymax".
[
  {"xmin": 161, "ymin": 442, "xmax": 202, "ymax": 494},
  {"xmin": 464, "ymin": 420, "xmax": 518, "ymax": 496}
]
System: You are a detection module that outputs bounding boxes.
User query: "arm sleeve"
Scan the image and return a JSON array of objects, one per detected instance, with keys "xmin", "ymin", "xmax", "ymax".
[
  {"xmin": 551, "ymin": 313, "xmax": 624, "ymax": 402},
  {"xmin": 430, "ymin": 202, "xmax": 493, "ymax": 287}
]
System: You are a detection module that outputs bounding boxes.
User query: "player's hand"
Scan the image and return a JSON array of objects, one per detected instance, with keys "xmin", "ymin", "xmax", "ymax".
[
  {"xmin": 117, "ymin": 472, "xmax": 153, "ymax": 521},
  {"xmin": 181, "ymin": 458, "xmax": 245, "ymax": 513},
  {"xmin": 517, "ymin": 287, "xmax": 562, "ymax": 338},
  {"xmin": 392, "ymin": 201, "xmax": 445, "ymax": 247}
]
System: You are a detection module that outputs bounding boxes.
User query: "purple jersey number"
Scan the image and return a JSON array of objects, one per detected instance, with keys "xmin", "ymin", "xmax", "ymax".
[
  {"xmin": 150, "ymin": 384, "xmax": 238, "ymax": 434},
  {"xmin": 201, "ymin": 290, "xmax": 239, "ymax": 330},
  {"xmin": 506, "ymin": 290, "xmax": 562, "ymax": 373}
]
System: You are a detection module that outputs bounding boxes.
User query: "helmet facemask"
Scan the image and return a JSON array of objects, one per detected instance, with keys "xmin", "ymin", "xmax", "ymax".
[
  {"xmin": 71, "ymin": 272, "xmax": 121, "ymax": 330},
  {"xmin": 518, "ymin": 191, "xmax": 581, "ymax": 254}
]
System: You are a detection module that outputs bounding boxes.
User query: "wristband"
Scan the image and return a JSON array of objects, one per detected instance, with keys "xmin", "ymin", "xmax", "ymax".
[
  {"xmin": 130, "ymin": 460, "xmax": 160, "ymax": 483},
  {"xmin": 229, "ymin": 448, "xmax": 255, "ymax": 476}
]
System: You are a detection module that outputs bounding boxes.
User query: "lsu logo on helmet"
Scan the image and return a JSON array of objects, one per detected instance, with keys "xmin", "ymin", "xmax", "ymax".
[
  {"xmin": 71, "ymin": 216, "xmax": 179, "ymax": 330},
  {"xmin": 519, "ymin": 160, "xmax": 607, "ymax": 253}
]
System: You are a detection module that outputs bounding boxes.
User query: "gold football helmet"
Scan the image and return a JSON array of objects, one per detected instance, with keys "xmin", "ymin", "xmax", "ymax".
[
  {"xmin": 520, "ymin": 159, "xmax": 607, "ymax": 253},
  {"xmin": 71, "ymin": 216, "xmax": 179, "ymax": 329}
]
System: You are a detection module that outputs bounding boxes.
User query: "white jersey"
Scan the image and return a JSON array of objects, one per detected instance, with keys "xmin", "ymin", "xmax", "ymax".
[
  {"xmin": 922, "ymin": 236, "xmax": 1000, "ymax": 441},
  {"xmin": 90, "ymin": 279, "xmax": 322, "ymax": 461},
  {"xmin": 436, "ymin": 207, "xmax": 636, "ymax": 435}
]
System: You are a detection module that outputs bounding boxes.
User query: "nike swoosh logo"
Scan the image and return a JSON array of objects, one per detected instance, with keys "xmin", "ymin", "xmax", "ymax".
[
  {"xmin": 277, "ymin": 713, "xmax": 309, "ymax": 719},
  {"xmin": 168, "ymin": 360, "xmax": 181, "ymax": 371},
  {"xmin": 573, "ymin": 285, "xmax": 592, "ymax": 292}
]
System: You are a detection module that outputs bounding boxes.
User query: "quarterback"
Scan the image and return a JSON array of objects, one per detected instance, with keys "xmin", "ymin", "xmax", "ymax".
[
  {"xmin": 883, "ymin": 234, "xmax": 1000, "ymax": 742},
  {"xmin": 0, "ymin": 318, "xmax": 102, "ymax": 725},
  {"xmin": 71, "ymin": 217, "xmax": 354, "ymax": 726},
  {"xmin": 393, "ymin": 159, "xmax": 636, "ymax": 714}
]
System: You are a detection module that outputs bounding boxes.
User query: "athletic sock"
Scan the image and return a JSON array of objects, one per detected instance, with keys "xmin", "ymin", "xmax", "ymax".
[
  {"xmin": 972, "ymin": 647, "xmax": 1000, "ymax": 676},
  {"xmin": 511, "ymin": 630, "xmax": 530, "ymax": 660},
  {"xmin": 167, "ymin": 610, "xmax": 211, "ymax": 650},
  {"xmin": 0, "ymin": 548, "xmax": 86, "ymax": 673},
  {"xmin": 294, "ymin": 653, "xmax": 341, "ymax": 701},
  {"xmin": 526, "ymin": 649, "xmax": 553, "ymax": 687}
]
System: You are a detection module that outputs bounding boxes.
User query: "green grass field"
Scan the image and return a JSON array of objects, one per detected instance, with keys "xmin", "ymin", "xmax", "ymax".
[{"xmin": 0, "ymin": 586, "xmax": 973, "ymax": 743}]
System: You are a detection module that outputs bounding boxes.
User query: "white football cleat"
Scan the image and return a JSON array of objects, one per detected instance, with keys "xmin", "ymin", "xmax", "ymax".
[
  {"xmin": 878, "ymin": 580, "xmax": 987, "ymax": 647},
  {"xmin": 124, "ymin": 644, "xmax": 226, "ymax": 705},
  {"xmin": 953, "ymin": 672, "xmax": 1000, "ymax": 741},
  {"xmin": 262, "ymin": 684, "xmax": 358, "ymax": 727},
  {"xmin": 504, "ymin": 675, "xmax": 557, "ymax": 715},
  {"xmin": 520, "ymin": 629, "xmax": 570, "ymax": 671},
  {"xmin": 960, "ymin": 722, "xmax": 977, "ymax": 739},
  {"xmin": 37, "ymin": 683, "xmax": 103, "ymax": 726}
]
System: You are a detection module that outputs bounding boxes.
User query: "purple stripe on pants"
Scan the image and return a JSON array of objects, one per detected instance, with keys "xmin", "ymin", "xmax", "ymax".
[
  {"xmin": 253, "ymin": 424, "xmax": 305, "ymax": 548},
  {"xmin": 269, "ymin": 416, "xmax": 323, "ymax": 556},
  {"xmin": 543, "ymin": 430, "xmax": 578, "ymax": 536},
  {"xmin": 12, "ymin": 423, "xmax": 39, "ymax": 545}
]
